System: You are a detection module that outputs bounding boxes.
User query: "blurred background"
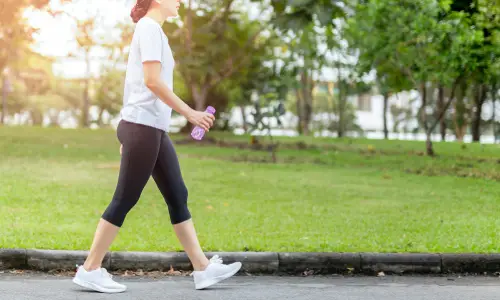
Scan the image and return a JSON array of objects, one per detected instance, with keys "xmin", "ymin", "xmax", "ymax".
[
  {"xmin": 1, "ymin": 0, "xmax": 500, "ymax": 254},
  {"xmin": 2, "ymin": 0, "xmax": 498, "ymax": 144}
]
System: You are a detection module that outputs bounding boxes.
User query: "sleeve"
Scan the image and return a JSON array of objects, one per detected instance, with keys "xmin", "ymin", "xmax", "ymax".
[{"xmin": 137, "ymin": 22, "xmax": 163, "ymax": 64}]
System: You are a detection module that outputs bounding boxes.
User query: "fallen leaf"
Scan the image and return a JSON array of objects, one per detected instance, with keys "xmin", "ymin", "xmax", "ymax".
[
  {"xmin": 377, "ymin": 271, "xmax": 385, "ymax": 277},
  {"xmin": 166, "ymin": 265, "xmax": 182, "ymax": 276},
  {"xmin": 206, "ymin": 205, "xmax": 213, "ymax": 210}
]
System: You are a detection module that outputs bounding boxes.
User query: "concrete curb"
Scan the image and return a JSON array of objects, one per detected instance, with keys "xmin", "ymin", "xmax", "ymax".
[
  {"xmin": 360, "ymin": 253, "xmax": 441, "ymax": 274},
  {"xmin": 2, "ymin": 249, "xmax": 500, "ymax": 275}
]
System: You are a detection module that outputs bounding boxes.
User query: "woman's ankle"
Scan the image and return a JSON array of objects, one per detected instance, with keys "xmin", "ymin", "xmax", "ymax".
[
  {"xmin": 82, "ymin": 262, "xmax": 101, "ymax": 271},
  {"xmin": 192, "ymin": 260, "xmax": 210, "ymax": 271}
]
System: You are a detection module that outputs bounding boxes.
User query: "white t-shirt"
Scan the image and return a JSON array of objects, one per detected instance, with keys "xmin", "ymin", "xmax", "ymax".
[{"xmin": 120, "ymin": 16, "xmax": 174, "ymax": 132}]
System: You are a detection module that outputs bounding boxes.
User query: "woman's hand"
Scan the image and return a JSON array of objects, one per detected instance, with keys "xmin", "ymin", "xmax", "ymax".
[
  {"xmin": 120, "ymin": 144, "xmax": 123, "ymax": 156},
  {"xmin": 186, "ymin": 109, "xmax": 215, "ymax": 132}
]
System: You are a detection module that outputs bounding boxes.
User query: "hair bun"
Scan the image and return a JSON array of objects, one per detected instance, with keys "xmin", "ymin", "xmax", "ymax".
[{"xmin": 130, "ymin": 0, "xmax": 153, "ymax": 23}]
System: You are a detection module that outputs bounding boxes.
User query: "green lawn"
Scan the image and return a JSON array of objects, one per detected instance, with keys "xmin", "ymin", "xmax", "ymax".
[{"xmin": 1, "ymin": 126, "xmax": 500, "ymax": 253}]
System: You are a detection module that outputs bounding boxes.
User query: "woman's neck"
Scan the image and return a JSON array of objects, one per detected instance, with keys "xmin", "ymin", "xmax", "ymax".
[{"xmin": 144, "ymin": 9, "xmax": 164, "ymax": 25}]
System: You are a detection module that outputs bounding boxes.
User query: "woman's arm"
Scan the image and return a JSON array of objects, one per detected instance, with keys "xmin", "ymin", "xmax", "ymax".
[{"xmin": 143, "ymin": 61, "xmax": 214, "ymax": 132}]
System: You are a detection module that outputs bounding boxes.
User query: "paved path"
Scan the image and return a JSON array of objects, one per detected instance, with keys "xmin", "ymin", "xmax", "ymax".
[{"xmin": 1, "ymin": 273, "xmax": 500, "ymax": 300}]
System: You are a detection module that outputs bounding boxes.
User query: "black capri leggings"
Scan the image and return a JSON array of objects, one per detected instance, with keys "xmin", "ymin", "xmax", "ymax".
[{"xmin": 102, "ymin": 119, "xmax": 191, "ymax": 227}]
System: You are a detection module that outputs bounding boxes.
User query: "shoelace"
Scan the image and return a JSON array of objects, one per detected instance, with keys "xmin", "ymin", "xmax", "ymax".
[
  {"xmin": 100, "ymin": 268, "xmax": 113, "ymax": 279},
  {"xmin": 210, "ymin": 255, "xmax": 223, "ymax": 264}
]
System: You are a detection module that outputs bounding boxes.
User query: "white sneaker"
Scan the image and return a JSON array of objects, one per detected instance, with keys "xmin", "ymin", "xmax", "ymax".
[
  {"xmin": 72, "ymin": 265, "xmax": 127, "ymax": 293},
  {"xmin": 192, "ymin": 255, "xmax": 242, "ymax": 290}
]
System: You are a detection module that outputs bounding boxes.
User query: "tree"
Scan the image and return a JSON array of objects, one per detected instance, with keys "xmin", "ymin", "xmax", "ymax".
[
  {"xmin": 0, "ymin": 0, "xmax": 69, "ymax": 124},
  {"xmin": 330, "ymin": 78, "xmax": 364, "ymax": 137},
  {"xmin": 246, "ymin": 66, "xmax": 288, "ymax": 163},
  {"xmin": 0, "ymin": 0, "xmax": 57, "ymax": 72},
  {"xmin": 162, "ymin": 1, "xmax": 268, "ymax": 115},
  {"xmin": 222, "ymin": 36, "xmax": 283, "ymax": 132},
  {"xmin": 345, "ymin": 0, "xmax": 482, "ymax": 156},
  {"xmin": 253, "ymin": 0, "xmax": 346, "ymax": 135},
  {"xmin": 70, "ymin": 17, "xmax": 101, "ymax": 128},
  {"xmin": 466, "ymin": 0, "xmax": 500, "ymax": 142},
  {"xmin": 93, "ymin": 21, "xmax": 135, "ymax": 127}
]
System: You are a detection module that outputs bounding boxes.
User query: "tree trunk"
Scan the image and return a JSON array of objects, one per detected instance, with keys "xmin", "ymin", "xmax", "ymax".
[
  {"xmin": 240, "ymin": 104, "xmax": 247, "ymax": 132},
  {"xmin": 81, "ymin": 53, "xmax": 91, "ymax": 128},
  {"xmin": 1, "ymin": 75, "xmax": 7, "ymax": 125},
  {"xmin": 188, "ymin": 83, "xmax": 211, "ymax": 133},
  {"xmin": 426, "ymin": 134, "xmax": 434, "ymax": 156},
  {"xmin": 428, "ymin": 78, "xmax": 460, "ymax": 140},
  {"xmin": 454, "ymin": 81, "xmax": 467, "ymax": 142},
  {"xmin": 437, "ymin": 85, "xmax": 446, "ymax": 141},
  {"xmin": 300, "ymin": 71, "xmax": 313, "ymax": 136},
  {"xmin": 191, "ymin": 84, "xmax": 209, "ymax": 111},
  {"xmin": 30, "ymin": 109, "xmax": 43, "ymax": 126},
  {"xmin": 97, "ymin": 108, "xmax": 105, "ymax": 127},
  {"xmin": 471, "ymin": 83, "xmax": 487, "ymax": 142},
  {"xmin": 420, "ymin": 82, "xmax": 435, "ymax": 156},
  {"xmin": 492, "ymin": 82, "xmax": 498, "ymax": 143},
  {"xmin": 337, "ymin": 82, "xmax": 345, "ymax": 138},
  {"xmin": 295, "ymin": 89, "xmax": 303, "ymax": 135},
  {"xmin": 419, "ymin": 82, "xmax": 428, "ymax": 132},
  {"xmin": 383, "ymin": 92, "xmax": 389, "ymax": 139}
]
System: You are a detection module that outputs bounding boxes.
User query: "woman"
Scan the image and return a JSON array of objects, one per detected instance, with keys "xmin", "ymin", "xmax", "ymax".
[{"xmin": 72, "ymin": 0, "xmax": 242, "ymax": 293}]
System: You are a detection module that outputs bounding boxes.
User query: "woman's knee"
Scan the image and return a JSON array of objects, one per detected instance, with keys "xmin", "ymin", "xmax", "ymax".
[
  {"xmin": 167, "ymin": 185, "xmax": 191, "ymax": 224},
  {"xmin": 102, "ymin": 201, "xmax": 130, "ymax": 227},
  {"xmin": 102, "ymin": 194, "xmax": 141, "ymax": 227}
]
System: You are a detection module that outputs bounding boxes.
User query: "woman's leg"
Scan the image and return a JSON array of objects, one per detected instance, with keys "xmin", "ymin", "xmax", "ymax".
[
  {"xmin": 151, "ymin": 133, "xmax": 209, "ymax": 271},
  {"xmin": 173, "ymin": 220, "xmax": 209, "ymax": 271},
  {"xmin": 82, "ymin": 219, "xmax": 120, "ymax": 271},
  {"xmin": 74, "ymin": 121, "xmax": 162, "ymax": 293},
  {"xmin": 152, "ymin": 132, "xmax": 242, "ymax": 290}
]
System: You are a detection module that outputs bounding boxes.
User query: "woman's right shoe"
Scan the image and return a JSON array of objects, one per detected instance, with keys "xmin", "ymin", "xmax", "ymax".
[
  {"xmin": 73, "ymin": 265, "xmax": 127, "ymax": 293},
  {"xmin": 191, "ymin": 255, "xmax": 242, "ymax": 290}
]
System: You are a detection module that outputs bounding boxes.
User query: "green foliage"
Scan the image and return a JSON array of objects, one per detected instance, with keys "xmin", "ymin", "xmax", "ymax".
[
  {"xmin": 162, "ymin": 3, "xmax": 271, "ymax": 110},
  {"xmin": 217, "ymin": 28, "xmax": 283, "ymax": 111},
  {"xmin": 93, "ymin": 68, "xmax": 125, "ymax": 124},
  {"xmin": 261, "ymin": 0, "xmax": 346, "ymax": 30},
  {"xmin": 344, "ymin": 0, "xmax": 498, "ymax": 152},
  {"xmin": 248, "ymin": 0, "xmax": 347, "ymax": 135},
  {"xmin": 347, "ymin": 0, "xmax": 479, "ymax": 86}
]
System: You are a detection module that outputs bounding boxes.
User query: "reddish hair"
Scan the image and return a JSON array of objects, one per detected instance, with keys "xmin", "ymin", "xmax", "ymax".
[{"xmin": 130, "ymin": 0, "xmax": 153, "ymax": 23}]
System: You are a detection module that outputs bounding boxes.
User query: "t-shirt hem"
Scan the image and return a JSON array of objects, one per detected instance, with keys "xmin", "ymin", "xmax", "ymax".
[{"xmin": 120, "ymin": 115, "xmax": 170, "ymax": 133}]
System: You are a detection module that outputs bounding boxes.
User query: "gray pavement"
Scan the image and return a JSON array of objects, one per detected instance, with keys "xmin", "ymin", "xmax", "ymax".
[{"xmin": 1, "ymin": 273, "xmax": 500, "ymax": 300}]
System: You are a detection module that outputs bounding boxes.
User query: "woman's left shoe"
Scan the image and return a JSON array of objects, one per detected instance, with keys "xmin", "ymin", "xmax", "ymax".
[{"xmin": 191, "ymin": 255, "xmax": 242, "ymax": 290}]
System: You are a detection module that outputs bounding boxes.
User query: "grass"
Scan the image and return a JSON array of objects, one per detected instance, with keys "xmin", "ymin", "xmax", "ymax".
[{"xmin": 1, "ymin": 125, "xmax": 500, "ymax": 253}]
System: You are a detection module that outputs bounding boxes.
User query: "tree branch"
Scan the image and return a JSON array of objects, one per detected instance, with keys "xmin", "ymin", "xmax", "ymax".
[
  {"xmin": 428, "ymin": 76, "xmax": 461, "ymax": 133},
  {"xmin": 207, "ymin": 0, "xmax": 235, "ymax": 29},
  {"xmin": 420, "ymin": 82, "xmax": 429, "ymax": 132},
  {"xmin": 394, "ymin": 51, "xmax": 418, "ymax": 88}
]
